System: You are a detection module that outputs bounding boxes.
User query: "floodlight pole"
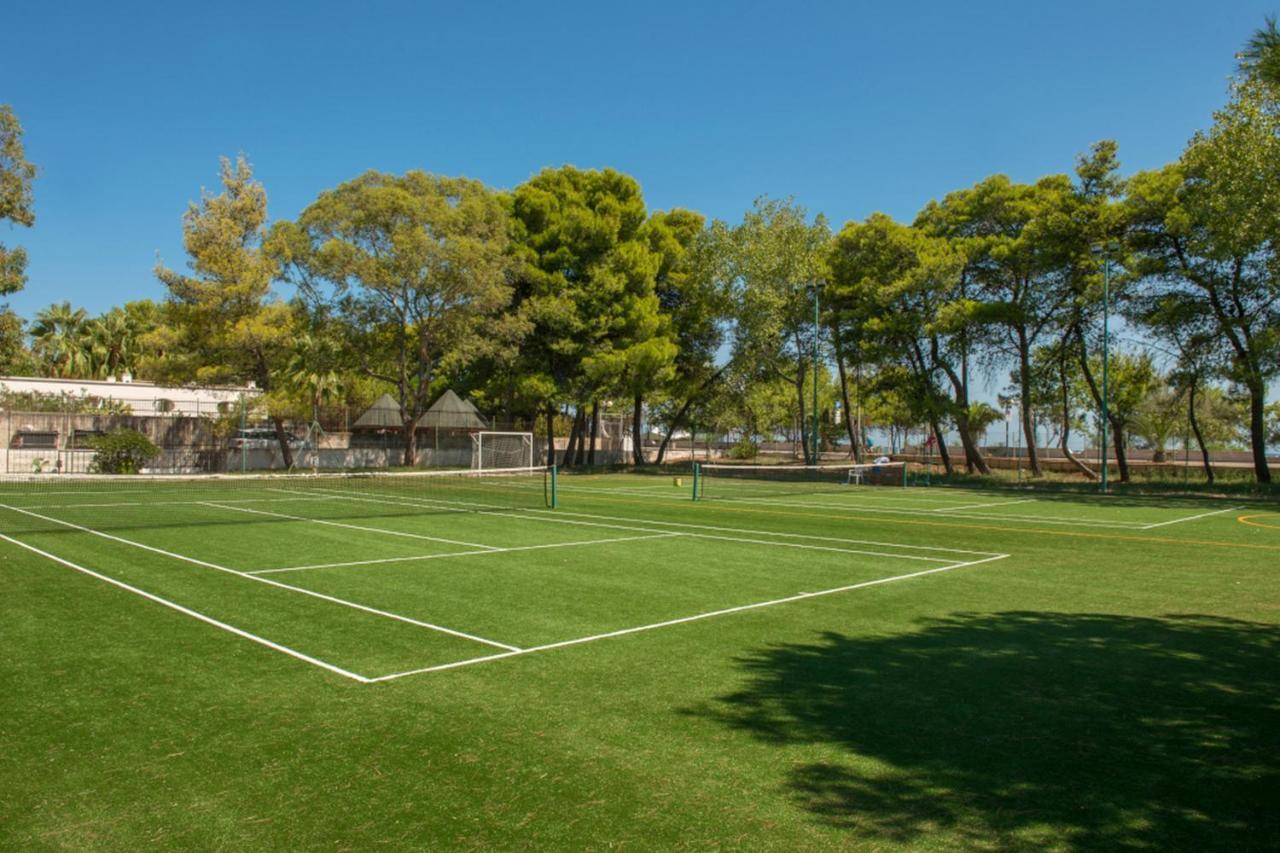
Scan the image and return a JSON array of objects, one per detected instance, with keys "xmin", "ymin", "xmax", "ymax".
[
  {"xmin": 812, "ymin": 283, "xmax": 820, "ymax": 466},
  {"xmin": 1100, "ymin": 252, "xmax": 1110, "ymax": 494}
]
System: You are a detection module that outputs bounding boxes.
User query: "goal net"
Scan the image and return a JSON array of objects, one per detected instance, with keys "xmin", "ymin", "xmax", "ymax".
[{"xmin": 471, "ymin": 431, "xmax": 535, "ymax": 471}]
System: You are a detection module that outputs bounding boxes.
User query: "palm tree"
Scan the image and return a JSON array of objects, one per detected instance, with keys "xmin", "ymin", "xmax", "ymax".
[
  {"xmin": 85, "ymin": 308, "xmax": 134, "ymax": 379},
  {"xmin": 284, "ymin": 331, "xmax": 346, "ymax": 424},
  {"xmin": 1239, "ymin": 16, "xmax": 1280, "ymax": 87},
  {"xmin": 30, "ymin": 301, "xmax": 91, "ymax": 378}
]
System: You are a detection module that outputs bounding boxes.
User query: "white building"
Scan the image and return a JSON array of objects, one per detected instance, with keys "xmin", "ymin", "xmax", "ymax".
[{"xmin": 0, "ymin": 375, "xmax": 257, "ymax": 417}]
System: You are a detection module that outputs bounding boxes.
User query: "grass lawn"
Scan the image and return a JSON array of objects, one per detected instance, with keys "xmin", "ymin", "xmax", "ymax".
[{"xmin": 1, "ymin": 468, "xmax": 1277, "ymax": 849}]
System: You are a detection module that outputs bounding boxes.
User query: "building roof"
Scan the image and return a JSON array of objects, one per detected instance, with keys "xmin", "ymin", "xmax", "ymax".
[
  {"xmin": 414, "ymin": 389, "xmax": 488, "ymax": 430},
  {"xmin": 351, "ymin": 393, "xmax": 405, "ymax": 430}
]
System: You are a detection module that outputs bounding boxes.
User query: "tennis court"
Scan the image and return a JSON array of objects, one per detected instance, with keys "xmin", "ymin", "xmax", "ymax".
[
  {"xmin": 2, "ymin": 463, "xmax": 1260, "ymax": 686},
  {"xmin": 0, "ymin": 465, "xmax": 1022, "ymax": 683}
]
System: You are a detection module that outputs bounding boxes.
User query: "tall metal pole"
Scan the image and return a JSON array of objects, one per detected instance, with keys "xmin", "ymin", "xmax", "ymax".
[
  {"xmin": 812, "ymin": 284, "xmax": 819, "ymax": 465},
  {"xmin": 1101, "ymin": 254, "xmax": 1110, "ymax": 494}
]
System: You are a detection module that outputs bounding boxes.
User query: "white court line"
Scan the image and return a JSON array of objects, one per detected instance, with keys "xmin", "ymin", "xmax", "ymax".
[
  {"xmin": 0, "ymin": 531, "xmax": 370, "ymax": 683},
  {"xmin": 0, "ymin": 502, "xmax": 519, "ymax": 652},
  {"xmin": 16, "ymin": 495, "xmax": 337, "ymax": 511},
  {"xmin": 523, "ymin": 508, "xmax": 1006, "ymax": 558},
  {"xmin": 296, "ymin": 487, "xmax": 1003, "ymax": 560},
  {"xmin": 706, "ymin": 494, "xmax": 1149, "ymax": 529},
  {"xmin": 1140, "ymin": 505, "xmax": 1243, "ymax": 529},
  {"xmin": 554, "ymin": 481, "xmax": 989, "ymax": 507},
  {"xmin": 248, "ymin": 532, "xmax": 684, "ymax": 575},
  {"xmin": 199, "ymin": 501, "xmax": 499, "ymax": 550},
  {"xmin": 367, "ymin": 553, "xmax": 1012, "ymax": 682},
  {"xmin": 328, "ymin": 491, "xmax": 966, "ymax": 563},
  {"xmin": 941, "ymin": 498, "xmax": 1036, "ymax": 512}
]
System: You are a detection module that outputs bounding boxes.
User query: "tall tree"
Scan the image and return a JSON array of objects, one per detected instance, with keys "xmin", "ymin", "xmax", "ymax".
[
  {"xmin": 1239, "ymin": 16, "xmax": 1280, "ymax": 88},
  {"xmin": 645, "ymin": 209, "xmax": 725, "ymax": 465},
  {"xmin": 272, "ymin": 170, "xmax": 514, "ymax": 465},
  {"xmin": 921, "ymin": 175, "xmax": 1076, "ymax": 476},
  {"xmin": 0, "ymin": 105, "xmax": 37, "ymax": 295},
  {"xmin": 1125, "ymin": 80, "xmax": 1280, "ymax": 483},
  {"xmin": 0, "ymin": 308, "xmax": 34, "ymax": 374},
  {"xmin": 155, "ymin": 155, "xmax": 297, "ymax": 466},
  {"xmin": 724, "ymin": 197, "xmax": 831, "ymax": 464},
  {"xmin": 828, "ymin": 212, "xmax": 988, "ymax": 475},
  {"xmin": 506, "ymin": 166, "xmax": 665, "ymax": 466},
  {"xmin": 30, "ymin": 301, "xmax": 90, "ymax": 378}
]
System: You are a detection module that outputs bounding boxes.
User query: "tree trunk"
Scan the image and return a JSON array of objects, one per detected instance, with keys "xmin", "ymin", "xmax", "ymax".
[
  {"xmin": 1016, "ymin": 335, "xmax": 1042, "ymax": 476},
  {"xmin": 795, "ymin": 366, "xmax": 810, "ymax": 465},
  {"xmin": 587, "ymin": 401, "xmax": 600, "ymax": 467},
  {"xmin": 401, "ymin": 415, "xmax": 416, "ymax": 467},
  {"xmin": 1057, "ymin": 351, "xmax": 1095, "ymax": 480},
  {"xmin": 632, "ymin": 392, "xmax": 645, "ymax": 466},
  {"xmin": 932, "ymin": 338, "xmax": 988, "ymax": 474},
  {"xmin": 929, "ymin": 416, "xmax": 953, "ymax": 475},
  {"xmin": 656, "ymin": 398, "xmax": 694, "ymax": 465},
  {"xmin": 1072, "ymin": 326, "xmax": 1131, "ymax": 483},
  {"xmin": 574, "ymin": 407, "xmax": 589, "ymax": 466},
  {"xmin": 271, "ymin": 415, "xmax": 295, "ymax": 469},
  {"xmin": 833, "ymin": 336, "xmax": 859, "ymax": 462},
  {"xmin": 1112, "ymin": 424, "xmax": 1131, "ymax": 483},
  {"xmin": 1246, "ymin": 380, "xmax": 1272, "ymax": 483},
  {"xmin": 1188, "ymin": 380, "xmax": 1214, "ymax": 485},
  {"xmin": 561, "ymin": 409, "xmax": 583, "ymax": 467}
]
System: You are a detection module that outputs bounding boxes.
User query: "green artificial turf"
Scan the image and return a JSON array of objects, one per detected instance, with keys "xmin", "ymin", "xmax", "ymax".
[{"xmin": 1, "ymin": 471, "xmax": 1277, "ymax": 849}]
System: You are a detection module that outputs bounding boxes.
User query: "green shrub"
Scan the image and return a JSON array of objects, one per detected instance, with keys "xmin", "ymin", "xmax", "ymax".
[
  {"xmin": 727, "ymin": 435, "xmax": 759, "ymax": 459},
  {"xmin": 88, "ymin": 429, "xmax": 161, "ymax": 474}
]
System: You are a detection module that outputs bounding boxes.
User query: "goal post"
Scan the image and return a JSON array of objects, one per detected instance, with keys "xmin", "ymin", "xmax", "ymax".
[{"xmin": 471, "ymin": 431, "xmax": 535, "ymax": 471}]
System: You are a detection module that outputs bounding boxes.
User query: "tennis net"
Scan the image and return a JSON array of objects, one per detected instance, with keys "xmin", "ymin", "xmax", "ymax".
[
  {"xmin": 693, "ymin": 461, "xmax": 907, "ymax": 501},
  {"xmin": 0, "ymin": 465, "xmax": 556, "ymax": 536}
]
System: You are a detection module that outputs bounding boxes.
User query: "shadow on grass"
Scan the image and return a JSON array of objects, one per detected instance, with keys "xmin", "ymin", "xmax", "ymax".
[{"xmin": 690, "ymin": 612, "xmax": 1280, "ymax": 849}]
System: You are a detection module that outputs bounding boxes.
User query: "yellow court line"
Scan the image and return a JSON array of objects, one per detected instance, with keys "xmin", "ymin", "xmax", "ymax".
[
  {"xmin": 567, "ymin": 491, "xmax": 1280, "ymax": 552},
  {"xmin": 1238, "ymin": 513, "xmax": 1280, "ymax": 531}
]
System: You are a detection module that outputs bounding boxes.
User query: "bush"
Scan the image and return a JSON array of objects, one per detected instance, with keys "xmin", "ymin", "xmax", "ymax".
[
  {"xmin": 728, "ymin": 436, "xmax": 759, "ymax": 460},
  {"xmin": 88, "ymin": 429, "xmax": 161, "ymax": 474}
]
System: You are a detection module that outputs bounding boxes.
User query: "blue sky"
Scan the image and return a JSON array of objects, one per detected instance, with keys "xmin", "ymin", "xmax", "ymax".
[{"xmin": 1, "ymin": 0, "xmax": 1274, "ymax": 321}]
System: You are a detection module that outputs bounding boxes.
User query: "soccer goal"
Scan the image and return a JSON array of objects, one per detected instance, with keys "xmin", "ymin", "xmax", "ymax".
[{"xmin": 471, "ymin": 431, "xmax": 535, "ymax": 471}]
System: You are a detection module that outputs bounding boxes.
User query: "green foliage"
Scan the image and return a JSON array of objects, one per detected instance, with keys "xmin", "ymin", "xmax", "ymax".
[
  {"xmin": 154, "ymin": 156, "xmax": 297, "ymax": 463},
  {"xmin": 0, "ymin": 388, "xmax": 132, "ymax": 414},
  {"xmin": 1124, "ymin": 78, "xmax": 1280, "ymax": 480},
  {"xmin": 721, "ymin": 197, "xmax": 830, "ymax": 462},
  {"xmin": 86, "ymin": 429, "xmax": 160, "ymax": 473},
  {"xmin": 1239, "ymin": 15, "xmax": 1280, "ymax": 89},
  {"xmin": 0, "ymin": 104, "xmax": 36, "ymax": 295},
  {"xmin": 273, "ymin": 170, "xmax": 514, "ymax": 462},
  {"xmin": 1130, "ymin": 378, "xmax": 1186, "ymax": 460},
  {"xmin": 0, "ymin": 308, "xmax": 35, "ymax": 374},
  {"xmin": 504, "ymin": 166, "xmax": 670, "ymax": 456},
  {"xmin": 155, "ymin": 155, "xmax": 291, "ymax": 389}
]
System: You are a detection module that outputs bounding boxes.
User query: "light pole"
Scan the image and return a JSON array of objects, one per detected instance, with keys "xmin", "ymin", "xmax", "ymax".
[
  {"xmin": 811, "ymin": 283, "xmax": 820, "ymax": 465},
  {"xmin": 1097, "ymin": 246, "xmax": 1112, "ymax": 494}
]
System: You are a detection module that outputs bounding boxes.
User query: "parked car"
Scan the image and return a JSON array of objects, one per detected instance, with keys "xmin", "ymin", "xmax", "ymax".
[{"xmin": 231, "ymin": 428, "xmax": 305, "ymax": 450}]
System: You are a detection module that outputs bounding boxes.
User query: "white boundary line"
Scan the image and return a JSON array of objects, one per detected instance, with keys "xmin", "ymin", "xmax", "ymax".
[
  {"xmin": 525, "ymin": 508, "xmax": 1005, "ymax": 557},
  {"xmin": 366, "ymin": 553, "xmax": 1012, "ymax": 682},
  {"xmin": 1140, "ymin": 505, "xmax": 1243, "ymax": 529},
  {"xmin": 704, "ymin": 494, "xmax": 1150, "ymax": 529},
  {"xmin": 199, "ymin": 501, "xmax": 499, "ymax": 550},
  {"xmin": 942, "ymin": 498, "xmax": 1036, "ymax": 512},
  {"xmin": 293, "ymin": 487, "xmax": 1002, "ymax": 561},
  {"xmin": 0, "ymin": 531, "xmax": 371, "ymax": 683},
  {"xmin": 248, "ymin": 532, "xmax": 684, "ymax": 575},
  {"xmin": 0, "ymin": 502, "xmax": 519, "ymax": 652},
  {"xmin": 16, "ymin": 495, "xmax": 338, "ymax": 511}
]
